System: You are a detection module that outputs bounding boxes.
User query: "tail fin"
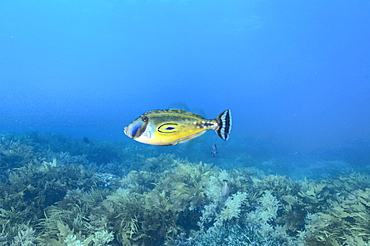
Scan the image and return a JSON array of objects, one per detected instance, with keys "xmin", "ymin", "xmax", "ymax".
[{"xmin": 215, "ymin": 110, "xmax": 232, "ymax": 140}]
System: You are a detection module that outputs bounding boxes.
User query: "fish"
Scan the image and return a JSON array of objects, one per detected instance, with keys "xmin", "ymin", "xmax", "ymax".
[
  {"xmin": 124, "ymin": 109, "xmax": 232, "ymax": 146},
  {"xmin": 221, "ymin": 179, "xmax": 230, "ymax": 201},
  {"xmin": 211, "ymin": 143, "xmax": 218, "ymax": 157},
  {"xmin": 82, "ymin": 136, "xmax": 91, "ymax": 144}
]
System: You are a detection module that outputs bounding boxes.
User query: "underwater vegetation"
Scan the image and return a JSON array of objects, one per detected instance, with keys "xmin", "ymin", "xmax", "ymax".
[{"xmin": 0, "ymin": 132, "xmax": 370, "ymax": 245}]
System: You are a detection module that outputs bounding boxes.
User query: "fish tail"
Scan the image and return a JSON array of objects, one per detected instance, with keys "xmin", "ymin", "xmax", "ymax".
[{"xmin": 215, "ymin": 109, "xmax": 232, "ymax": 140}]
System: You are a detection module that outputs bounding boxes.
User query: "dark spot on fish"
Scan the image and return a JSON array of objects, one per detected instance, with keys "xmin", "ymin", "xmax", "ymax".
[
  {"xmin": 158, "ymin": 123, "xmax": 178, "ymax": 133},
  {"xmin": 203, "ymin": 122, "xmax": 214, "ymax": 127},
  {"xmin": 196, "ymin": 122, "xmax": 215, "ymax": 129},
  {"xmin": 195, "ymin": 123, "xmax": 204, "ymax": 129}
]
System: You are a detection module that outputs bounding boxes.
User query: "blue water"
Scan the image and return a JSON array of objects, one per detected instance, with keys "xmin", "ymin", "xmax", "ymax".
[{"xmin": 1, "ymin": 0, "xmax": 370, "ymax": 174}]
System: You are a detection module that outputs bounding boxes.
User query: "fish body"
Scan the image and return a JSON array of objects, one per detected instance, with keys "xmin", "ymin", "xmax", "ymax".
[
  {"xmin": 221, "ymin": 180, "xmax": 230, "ymax": 201},
  {"xmin": 124, "ymin": 109, "xmax": 232, "ymax": 146},
  {"xmin": 82, "ymin": 137, "xmax": 91, "ymax": 144},
  {"xmin": 211, "ymin": 143, "xmax": 218, "ymax": 157}
]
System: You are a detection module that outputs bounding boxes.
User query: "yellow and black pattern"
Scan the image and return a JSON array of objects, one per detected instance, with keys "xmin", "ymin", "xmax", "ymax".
[{"xmin": 124, "ymin": 109, "xmax": 232, "ymax": 145}]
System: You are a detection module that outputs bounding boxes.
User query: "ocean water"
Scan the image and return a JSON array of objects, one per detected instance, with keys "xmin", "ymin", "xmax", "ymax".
[{"xmin": 1, "ymin": 0, "xmax": 370, "ymax": 245}]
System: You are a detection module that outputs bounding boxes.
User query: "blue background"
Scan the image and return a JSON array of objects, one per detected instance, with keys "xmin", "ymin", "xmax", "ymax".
[{"xmin": 1, "ymin": 0, "xmax": 369, "ymax": 156}]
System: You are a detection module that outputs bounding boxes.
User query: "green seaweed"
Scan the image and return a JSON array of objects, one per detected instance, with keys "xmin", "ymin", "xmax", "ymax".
[{"xmin": 0, "ymin": 133, "xmax": 370, "ymax": 245}]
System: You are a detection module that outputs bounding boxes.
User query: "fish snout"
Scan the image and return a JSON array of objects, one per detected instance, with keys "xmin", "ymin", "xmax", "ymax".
[{"xmin": 123, "ymin": 126, "xmax": 129, "ymax": 137}]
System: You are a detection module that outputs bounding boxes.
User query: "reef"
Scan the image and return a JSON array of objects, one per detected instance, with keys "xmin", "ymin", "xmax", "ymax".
[{"xmin": 0, "ymin": 132, "xmax": 369, "ymax": 245}]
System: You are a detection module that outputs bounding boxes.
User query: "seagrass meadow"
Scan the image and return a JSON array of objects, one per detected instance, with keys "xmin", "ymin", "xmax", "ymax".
[{"xmin": 0, "ymin": 132, "xmax": 370, "ymax": 246}]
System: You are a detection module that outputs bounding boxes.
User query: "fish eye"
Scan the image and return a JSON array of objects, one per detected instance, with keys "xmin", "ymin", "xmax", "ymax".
[{"xmin": 142, "ymin": 116, "xmax": 149, "ymax": 122}]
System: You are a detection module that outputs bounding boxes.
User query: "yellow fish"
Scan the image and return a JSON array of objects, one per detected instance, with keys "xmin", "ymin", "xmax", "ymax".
[{"xmin": 124, "ymin": 109, "xmax": 232, "ymax": 146}]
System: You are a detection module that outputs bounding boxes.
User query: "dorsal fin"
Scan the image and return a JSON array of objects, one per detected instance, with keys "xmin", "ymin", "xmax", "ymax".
[{"xmin": 165, "ymin": 109, "xmax": 205, "ymax": 119}]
